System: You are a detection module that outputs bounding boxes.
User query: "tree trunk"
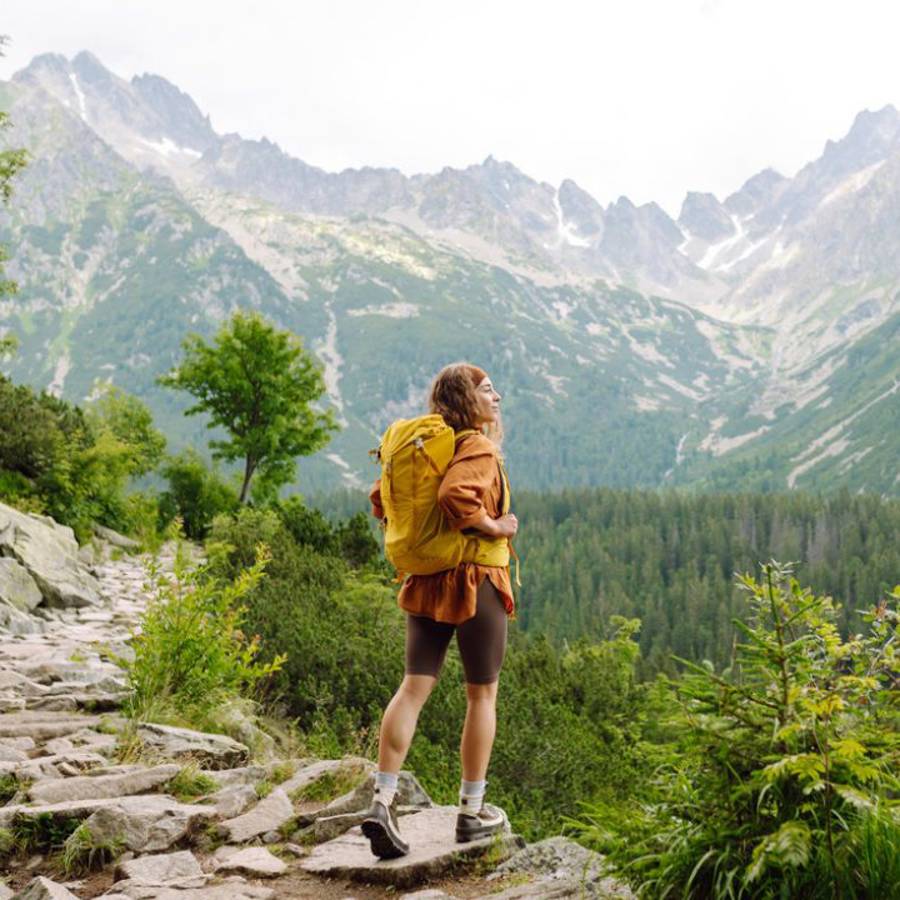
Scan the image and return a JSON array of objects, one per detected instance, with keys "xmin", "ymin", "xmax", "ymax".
[{"xmin": 239, "ymin": 457, "xmax": 255, "ymax": 504}]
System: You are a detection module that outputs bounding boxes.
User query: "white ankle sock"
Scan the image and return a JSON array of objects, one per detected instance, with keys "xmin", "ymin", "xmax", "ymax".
[
  {"xmin": 374, "ymin": 771, "xmax": 398, "ymax": 807},
  {"xmin": 459, "ymin": 778, "xmax": 487, "ymax": 815}
]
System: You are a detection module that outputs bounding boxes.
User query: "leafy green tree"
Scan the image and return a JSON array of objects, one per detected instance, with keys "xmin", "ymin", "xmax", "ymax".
[
  {"xmin": 159, "ymin": 310, "xmax": 336, "ymax": 503},
  {"xmin": 86, "ymin": 385, "xmax": 166, "ymax": 477}
]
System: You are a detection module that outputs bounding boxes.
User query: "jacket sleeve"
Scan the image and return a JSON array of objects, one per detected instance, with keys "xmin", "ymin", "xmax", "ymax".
[
  {"xmin": 369, "ymin": 479, "xmax": 384, "ymax": 520},
  {"xmin": 437, "ymin": 435, "xmax": 497, "ymax": 530}
]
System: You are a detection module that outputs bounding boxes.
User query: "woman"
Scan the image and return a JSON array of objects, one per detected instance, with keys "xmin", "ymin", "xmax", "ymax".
[{"xmin": 362, "ymin": 362, "xmax": 518, "ymax": 859}]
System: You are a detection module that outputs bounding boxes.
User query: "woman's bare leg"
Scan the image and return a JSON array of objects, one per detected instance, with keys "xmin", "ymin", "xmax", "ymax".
[
  {"xmin": 459, "ymin": 680, "xmax": 499, "ymax": 781},
  {"xmin": 377, "ymin": 674, "xmax": 437, "ymax": 772}
]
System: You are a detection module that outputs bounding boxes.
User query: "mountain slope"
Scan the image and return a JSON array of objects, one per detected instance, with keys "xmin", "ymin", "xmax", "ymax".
[{"xmin": 1, "ymin": 51, "xmax": 898, "ymax": 495}]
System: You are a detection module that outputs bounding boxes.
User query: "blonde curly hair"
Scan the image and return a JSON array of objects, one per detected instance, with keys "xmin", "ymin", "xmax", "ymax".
[{"xmin": 428, "ymin": 362, "xmax": 504, "ymax": 447}]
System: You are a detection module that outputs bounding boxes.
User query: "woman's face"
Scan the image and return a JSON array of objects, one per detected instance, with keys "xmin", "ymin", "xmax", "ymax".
[{"xmin": 474, "ymin": 376, "xmax": 502, "ymax": 427}]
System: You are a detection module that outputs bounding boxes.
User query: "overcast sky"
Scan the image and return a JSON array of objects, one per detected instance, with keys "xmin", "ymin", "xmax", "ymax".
[{"xmin": 2, "ymin": 0, "xmax": 899, "ymax": 215}]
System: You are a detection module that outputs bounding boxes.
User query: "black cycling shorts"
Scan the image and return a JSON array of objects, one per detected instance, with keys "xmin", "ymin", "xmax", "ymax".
[{"xmin": 405, "ymin": 578, "xmax": 508, "ymax": 684}]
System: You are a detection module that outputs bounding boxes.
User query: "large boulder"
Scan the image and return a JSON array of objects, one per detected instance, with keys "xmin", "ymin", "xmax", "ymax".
[
  {"xmin": 78, "ymin": 795, "xmax": 215, "ymax": 853},
  {"xmin": 0, "ymin": 503, "xmax": 100, "ymax": 609},
  {"xmin": 0, "ymin": 558, "xmax": 43, "ymax": 612}
]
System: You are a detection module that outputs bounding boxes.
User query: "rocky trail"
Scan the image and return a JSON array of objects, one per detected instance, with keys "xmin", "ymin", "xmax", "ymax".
[{"xmin": 0, "ymin": 503, "xmax": 633, "ymax": 899}]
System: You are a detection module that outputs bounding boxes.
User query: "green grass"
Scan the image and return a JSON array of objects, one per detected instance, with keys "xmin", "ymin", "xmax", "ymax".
[
  {"xmin": 289, "ymin": 762, "xmax": 369, "ymax": 804},
  {"xmin": 11, "ymin": 812, "xmax": 82, "ymax": 853},
  {"xmin": 61, "ymin": 823, "xmax": 125, "ymax": 875},
  {"xmin": 164, "ymin": 764, "xmax": 218, "ymax": 802}
]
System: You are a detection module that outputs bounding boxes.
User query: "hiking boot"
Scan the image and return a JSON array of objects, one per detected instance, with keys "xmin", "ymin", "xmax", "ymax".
[
  {"xmin": 455, "ymin": 801, "xmax": 506, "ymax": 843},
  {"xmin": 362, "ymin": 793, "xmax": 409, "ymax": 859}
]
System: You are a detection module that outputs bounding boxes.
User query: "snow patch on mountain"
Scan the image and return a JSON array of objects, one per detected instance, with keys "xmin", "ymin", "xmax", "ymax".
[
  {"xmin": 347, "ymin": 302, "xmax": 419, "ymax": 318},
  {"xmin": 68, "ymin": 72, "xmax": 87, "ymax": 121},
  {"xmin": 697, "ymin": 215, "xmax": 746, "ymax": 269},
  {"xmin": 553, "ymin": 189, "xmax": 591, "ymax": 248},
  {"xmin": 138, "ymin": 136, "xmax": 203, "ymax": 159}
]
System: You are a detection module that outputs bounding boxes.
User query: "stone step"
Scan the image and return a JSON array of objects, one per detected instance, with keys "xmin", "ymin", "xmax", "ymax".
[
  {"xmin": 219, "ymin": 787, "xmax": 293, "ymax": 843},
  {"xmin": 301, "ymin": 805, "xmax": 524, "ymax": 890},
  {"xmin": 28, "ymin": 763, "xmax": 180, "ymax": 804}
]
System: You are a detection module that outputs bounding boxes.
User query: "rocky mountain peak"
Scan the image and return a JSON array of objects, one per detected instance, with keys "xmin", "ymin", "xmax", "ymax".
[
  {"xmin": 131, "ymin": 73, "xmax": 218, "ymax": 152},
  {"xmin": 819, "ymin": 104, "xmax": 900, "ymax": 178},
  {"xmin": 724, "ymin": 167, "xmax": 788, "ymax": 217},
  {"xmin": 678, "ymin": 191, "xmax": 734, "ymax": 242}
]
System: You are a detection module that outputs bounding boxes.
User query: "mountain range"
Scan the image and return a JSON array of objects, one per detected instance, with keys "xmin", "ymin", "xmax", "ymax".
[{"xmin": 0, "ymin": 51, "xmax": 897, "ymax": 494}]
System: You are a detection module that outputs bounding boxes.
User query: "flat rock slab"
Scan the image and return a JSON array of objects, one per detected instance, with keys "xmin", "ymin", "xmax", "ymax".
[
  {"xmin": 29, "ymin": 764, "xmax": 180, "ymax": 804},
  {"xmin": 10, "ymin": 877, "xmax": 79, "ymax": 899},
  {"xmin": 115, "ymin": 849, "xmax": 204, "ymax": 884},
  {"xmin": 301, "ymin": 805, "xmax": 524, "ymax": 889},
  {"xmin": 136, "ymin": 723, "xmax": 248, "ymax": 769},
  {"xmin": 220, "ymin": 787, "xmax": 293, "ymax": 843},
  {"xmin": 213, "ymin": 847, "xmax": 287, "ymax": 878},
  {"xmin": 0, "ymin": 711, "xmax": 102, "ymax": 739},
  {"xmin": 106, "ymin": 883, "xmax": 274, "ymax": 900}
]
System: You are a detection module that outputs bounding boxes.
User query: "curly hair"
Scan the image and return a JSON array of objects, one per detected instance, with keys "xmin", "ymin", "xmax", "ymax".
[{"xmin": 428, "ymin": 362, "xmax": 504, "ymax": 447}]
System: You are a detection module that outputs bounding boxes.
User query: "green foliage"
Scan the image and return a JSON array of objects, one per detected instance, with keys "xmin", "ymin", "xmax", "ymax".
[
  {"xmin": 11, "ymin": 812, "xmax": 81, "ymax": 853},
  {"xmin": 164, "ymin": 764, "xmax": 218, "ymax": 801},
  {"xmin": 576, "ymin": 565, "xmax": 900, "ymax": 899},
  {"xmin": 158, "ymin": 309, "xmax": 337, "ymax": 503},
  {"xmin": 509, "ymin": 487, "xmax": 900, "ymax": 676},
  {"xmin": 212, "ymin": 510, "xmax": 655, "ymax": 840},
  {"xmin": 117, "ymin": 538, "xmax": 285, "ymax": 728},
  {"xmin": 290, "ymin": 762, "xmax": 368, "ymax": 803},
  {"xmin": 0, "ymin": 773, "xmax": 20, "ymax": 804},
  {"xmin": 85, "ymin": 384, "xmax": 166, "ymax": 477},
  {"xmin": 0, "ymin": 373, "xmax": 166, "ymax": 540},
  {"xmin": 61, "ymin": 823, "xmax": 124, "ymax": 875},
  {"xmin": 158, "ymin": 449, "xmax": 240, "ymax": 540}
]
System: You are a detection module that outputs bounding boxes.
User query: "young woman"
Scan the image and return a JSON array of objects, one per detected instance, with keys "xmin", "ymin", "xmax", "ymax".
[{"xmin": 362, "ymin": 362, "xmax": 518, "ymax": 859}]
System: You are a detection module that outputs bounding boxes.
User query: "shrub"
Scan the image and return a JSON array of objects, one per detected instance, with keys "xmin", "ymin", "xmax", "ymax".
[
  {"xmin": 575, "ymin": 566, "xmax": 900, "ymax": 899},
  {"xmin": 117, "ymin": 539, "xmax": 285, "ymax": 728},
  {"xmin": 158, "ymin": 449, "xmax": 239, "ymax": 540}
]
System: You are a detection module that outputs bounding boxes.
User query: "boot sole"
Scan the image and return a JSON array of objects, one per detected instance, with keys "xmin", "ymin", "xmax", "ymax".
[
  {"xmin": 455, "ymin": 820, "xmax": 505, "ymax": 843},
  {"xmin": 362, "ymin": 816, "xmax": 408, "ymax": 859}
]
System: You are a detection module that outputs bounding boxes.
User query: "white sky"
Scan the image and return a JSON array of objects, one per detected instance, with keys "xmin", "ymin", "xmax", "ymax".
[{"xmin": 2, "ymin": 0, "xmax": 900, "ymax": 216}]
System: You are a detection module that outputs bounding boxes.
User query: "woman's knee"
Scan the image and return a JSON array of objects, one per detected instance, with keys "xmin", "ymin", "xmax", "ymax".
[
  {"xmin": 465, "ymin": 679, "xmax": 499, "ymax": 704},
  {"xmin": 398, "ymin": 673, "xmax": 437, "ymax": 706}
]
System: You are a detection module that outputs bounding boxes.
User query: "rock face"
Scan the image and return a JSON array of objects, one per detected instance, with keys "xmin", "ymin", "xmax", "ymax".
[
  {"xmin": 301, "ymin": 805, "xmax": 524, "ymax": 889},
  {"xmin": 488, "ymin": 836, "xmax": 636, "ymax": 899},
  {"xmin": 0, "ymin": 503, "xmax": 100, "ymax": 611},
  {"xmin": 79, "ymin": 795, "xmax": 216, "ymax": 853},
  {"xmin": 136, "ymin": 723, "xmax": 249, "ymax": 769}
]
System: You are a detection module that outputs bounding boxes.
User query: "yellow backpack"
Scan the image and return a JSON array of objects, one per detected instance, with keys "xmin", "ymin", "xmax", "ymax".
[{"xmin": 374, "ymin": 414, "xmax": 511, "ymax": 577}]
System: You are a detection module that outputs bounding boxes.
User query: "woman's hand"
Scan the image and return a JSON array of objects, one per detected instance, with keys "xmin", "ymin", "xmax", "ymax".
[
  {"xmin": 491, "ymin": 513, "xmax": 518, "ymax": 538},
  {"xmin": 470, "ymin": 511, "xmax": 518, "ymax": 538}
]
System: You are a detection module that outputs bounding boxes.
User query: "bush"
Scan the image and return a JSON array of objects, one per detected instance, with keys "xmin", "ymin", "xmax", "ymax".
[
  {"xmin": 158, "ymin": 449, "xmax": 240, "ymax": 540},
  {"xmin": 117, "ymin": 539, "xmax": 285, "ymax": 728},
  {"xmin": 575, "ymin": 565, "xmax": 900, "ymax": 899}
]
